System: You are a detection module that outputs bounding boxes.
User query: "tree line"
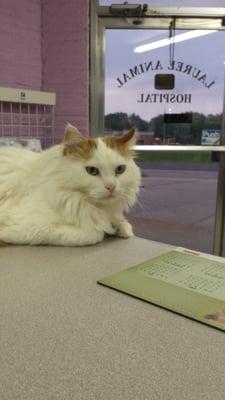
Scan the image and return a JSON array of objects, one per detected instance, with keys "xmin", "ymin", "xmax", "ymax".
[{"xmin": 105, "ymin": 112, "xmax": 222, "ymax": 145}]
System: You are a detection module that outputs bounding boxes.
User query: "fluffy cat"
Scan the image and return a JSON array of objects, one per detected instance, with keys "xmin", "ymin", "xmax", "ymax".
[{"xmin": 0, "ymin": 124, "xmax": 141, "ymax": 246}]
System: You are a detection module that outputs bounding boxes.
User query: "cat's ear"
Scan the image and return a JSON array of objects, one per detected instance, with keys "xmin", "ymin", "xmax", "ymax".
[
  {"xmin": 117, "ymin": 128, "xmax": 138, "ymax": 147},
  {"xmin": 63, "ymin": 123, "xmax": 83, "ymax": 143},
  {"xmin": 63, "ymin": 123, "xmax": 85, "ymax": 157},
  {"xmin": 63, "ymin": 124, "xmax": 96, "ymax": 159}
]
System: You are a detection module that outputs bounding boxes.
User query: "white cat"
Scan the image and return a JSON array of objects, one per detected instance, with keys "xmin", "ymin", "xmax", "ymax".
[{"xmin": 0, "ymin": 124, "xmax": 141, "ymax": 246}]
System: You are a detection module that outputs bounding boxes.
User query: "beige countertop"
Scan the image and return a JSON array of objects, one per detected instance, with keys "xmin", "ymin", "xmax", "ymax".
[{"xmin": 0, "ymin": 237, "xmax": 225, "ymax": 400}]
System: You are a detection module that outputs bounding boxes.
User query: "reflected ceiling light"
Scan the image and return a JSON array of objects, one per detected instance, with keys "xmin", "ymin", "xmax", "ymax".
[{"xmin": 134, "ymin": 30, "xmax": 217, "ymax": 53}]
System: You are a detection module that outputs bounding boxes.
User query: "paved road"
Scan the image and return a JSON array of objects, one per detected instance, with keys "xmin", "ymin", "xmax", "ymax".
[{"xmin": 128, "ymin": 165, "xmax": 218, "ymax": 254}]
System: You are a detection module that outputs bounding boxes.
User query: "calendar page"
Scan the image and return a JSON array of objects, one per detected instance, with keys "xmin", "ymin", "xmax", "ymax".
[
  {"xmin": 140, "ymin": 248, "xmax": 225, "ymax": 301},
  {"xmin": 98, "ymin": 248, "xmax": 225, "ymax": 331}
]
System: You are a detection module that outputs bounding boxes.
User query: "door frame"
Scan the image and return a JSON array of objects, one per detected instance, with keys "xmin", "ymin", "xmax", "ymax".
[{"xmin": 90, "ymin": 1, "xmax": 225, "ymax": 255}]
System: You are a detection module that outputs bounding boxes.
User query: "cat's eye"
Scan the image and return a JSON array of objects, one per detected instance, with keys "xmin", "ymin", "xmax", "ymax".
[
  {"xmin": 115, "ymin": 165, "xmax": 126, "ymax": 175},
  {"xmin": 85, "ymin": 166, "xmax": 99, "ymax": 176}
]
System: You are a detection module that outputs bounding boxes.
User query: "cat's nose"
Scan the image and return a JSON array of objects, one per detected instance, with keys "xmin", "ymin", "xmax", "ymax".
[{"xmin": 105, "ymin": 184, "xmax": 116, "ymax": 194}]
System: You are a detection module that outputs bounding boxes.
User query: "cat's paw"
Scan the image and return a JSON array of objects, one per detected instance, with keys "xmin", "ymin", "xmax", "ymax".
[
  {"xmin": 114, "ymin": 220, "xmax": 134, "ymax": 239},
  {"xmin": 104, "ymin": 224, "xmax": 117, "ymax": 236}
]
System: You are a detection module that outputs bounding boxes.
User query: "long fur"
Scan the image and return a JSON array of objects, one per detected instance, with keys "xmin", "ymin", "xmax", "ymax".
[{"xmin": 0, "ymin": 125, "xmax": 141, "ymax": 246}]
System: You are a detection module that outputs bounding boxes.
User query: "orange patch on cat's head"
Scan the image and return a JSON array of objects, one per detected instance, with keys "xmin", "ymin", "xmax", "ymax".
[
  {"xmin": 103, "ymin": 128, "xmax": 137, "ymax": 158},
  {"xmin": 62, "ymin": 124, "xmax": 137, "ymax": 160},
  {"xmin": 63, "ymin": 138, "xmax": 97, "ymax": 160}
]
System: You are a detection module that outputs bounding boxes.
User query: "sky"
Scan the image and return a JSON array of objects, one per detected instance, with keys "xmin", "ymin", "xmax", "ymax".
[{"xmin": 105, "ymin": 29, "xmax": 225, "ymax": 121}]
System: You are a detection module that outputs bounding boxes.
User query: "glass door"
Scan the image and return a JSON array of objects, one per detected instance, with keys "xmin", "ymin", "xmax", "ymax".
[{"xmin": 91, "ymin": 4, "xmax": 225, "ymax": 254}]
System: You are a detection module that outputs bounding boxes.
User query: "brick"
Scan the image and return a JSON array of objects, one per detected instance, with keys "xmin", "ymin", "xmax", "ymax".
[{"xmin": 0, "ymin": 0, "xmax": 89, "ymax": 144}]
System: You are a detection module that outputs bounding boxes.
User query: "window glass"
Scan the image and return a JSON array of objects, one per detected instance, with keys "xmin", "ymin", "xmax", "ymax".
[
  {"xmin": 104, "ymin": 28, "xmax": 225, "ymax": 252},
  {"xmin": 105, "ymin": 29, "xmax": 224, "ymax": 146}
]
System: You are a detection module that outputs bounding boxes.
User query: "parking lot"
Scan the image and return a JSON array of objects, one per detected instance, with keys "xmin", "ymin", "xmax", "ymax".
[{"xmin": 129, "ymin": 163, "xmax": 218, "ymax": 254}]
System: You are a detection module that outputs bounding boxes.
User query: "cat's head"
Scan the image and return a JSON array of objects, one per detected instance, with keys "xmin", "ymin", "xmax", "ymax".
[{"xmin": 62, "ymin": 123, "xmax": 141, "ymax": 210}]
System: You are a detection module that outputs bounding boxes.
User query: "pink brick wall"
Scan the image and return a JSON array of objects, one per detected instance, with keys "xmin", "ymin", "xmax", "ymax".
[
  {"xmin": 0, "ymin": 0, "xmax": 42, "ymax": 90},
  {"xmin": 0, "ymin": 0, "xmax": 89, "ymax": 143},
  {"xmin": 42, "ymin": 0, "xmax": 90, "ymax": 142}
]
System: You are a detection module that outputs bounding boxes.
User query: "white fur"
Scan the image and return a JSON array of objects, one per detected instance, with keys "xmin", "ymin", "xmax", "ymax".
[{"xmin": 0, "ymin": 138, "xmax": 141, "ymax": 246}]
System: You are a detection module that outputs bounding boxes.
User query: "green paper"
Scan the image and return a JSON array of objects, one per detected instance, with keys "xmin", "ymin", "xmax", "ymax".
[{"xmin": 98, "ymin": 248, "xmax": 225, "ymax": 331}]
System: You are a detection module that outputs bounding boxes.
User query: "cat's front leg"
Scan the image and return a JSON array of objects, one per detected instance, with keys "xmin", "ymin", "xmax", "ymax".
[
  {"xmin": 0, "ymin": 224, "xmax": 105, "ymax": 247},
  {"xmin": 46, "ymin": 225, "xmax": 105, "ymax": 246},
  {"xmin": 112, "ymin": 217, "xmax": 134, "ymax": 239}
]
